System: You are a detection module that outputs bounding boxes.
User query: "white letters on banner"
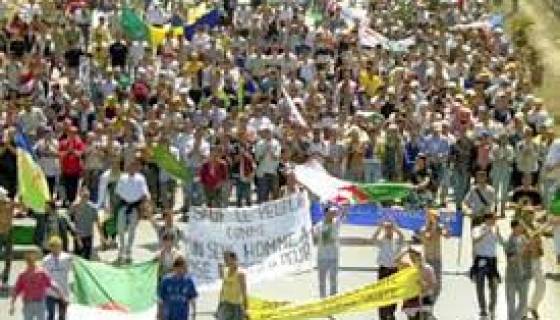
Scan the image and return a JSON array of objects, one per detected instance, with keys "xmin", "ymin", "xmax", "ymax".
[{"xmin": 185, "ymin": 192, "xmax": 313, "ymax": 289}]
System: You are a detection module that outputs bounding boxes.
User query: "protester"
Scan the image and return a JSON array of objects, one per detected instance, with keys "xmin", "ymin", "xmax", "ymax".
[
  {"xmin": 464, "ymin": 170, "xmax": 497, "ymax": 227},
  {"xmin": 10, "ymin": 247, "xmax": 65, "ymax": 320},
  {"xmin": 158, "ymin": 256, "xmax": 198, "ymax": 320},
  {"xmin": 217, "ymin": 251, "xmax": 248, "ymax": 320},
  {"xmin": 398, "ymin": 247, "xmax": 437, "ymax": 320},
  {"xmin": 115, "ymin": 157, "xmax": 150, "ymax": 264},
  {"xmin": 418, "ymin": 209, "xmax": 449, "ymax": 300},
  {"xmin": 42, "ymin": 236, "xmax": 72, "ymax": 320},
  {"xmin": 470, "ymin": 213, "xmax": 504, "ymax": 320},
  {"xmin": 0, "ymin": 187, "xmax": 14, "ymax": 290},
  {"xmin": 504, "ymin": 219, "xmax": 532, "ymax": 320},
  {"xmin": 68, "ymin": 187, "xmax": 103, "ymax": 259},
  {"xmin": 371, "ymin": 222, "xmax": 405, "ymax": 320},
  {"xmin": 0, "ymin": 1, "xmax": 558, "ymax": 319},
  {"xmin": 313, "ymin": 206, "xmax": 343, "ymax": 299}
]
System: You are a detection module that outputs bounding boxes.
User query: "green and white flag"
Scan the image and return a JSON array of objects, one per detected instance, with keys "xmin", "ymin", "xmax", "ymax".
[{"xmin": 68, "ymin": 258, "xmax": 158, "ymax": 320}]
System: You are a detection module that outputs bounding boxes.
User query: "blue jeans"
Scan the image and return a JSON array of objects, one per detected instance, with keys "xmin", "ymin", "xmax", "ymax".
[
  {"xmin": 236, "ymin": 179, "xmax": 252, "ymax": 207},
  {"xmin": 318, "ymin": 258, "xmax": 338, "ymax": 298},
  {"xmin": 255, "ymin": 174, "xmax": 277, "ymax": 203},
  {"xmin": 182, "ymin": 180, "xmax": 205, "ymax": 210},
  {"xmin": 46, "ymin": 296, "xmax": 66, "ymax": 320},
  {"xmin": 363, "ymin": 160, "xmax": 382, "ymax": 183},
  {"xmin": 23, "ymin": 300, "xmax": 46, "ymax": 320}
]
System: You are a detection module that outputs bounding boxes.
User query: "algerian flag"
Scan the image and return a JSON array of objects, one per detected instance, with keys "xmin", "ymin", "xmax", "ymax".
[
  {"xmin": 294, "ymin": 160, "xmax": 413, "ymax": 204},
  {"xmin": 151, "ymin": 145, "xmax": 193, "ymax": 182},
  {"xmin": 68, "ymin": 258, "xmax": 158, "ymax": 320}
]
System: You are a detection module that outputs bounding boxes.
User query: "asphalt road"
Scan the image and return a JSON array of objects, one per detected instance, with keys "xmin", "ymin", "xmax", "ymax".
[{"xmin": 1, "ymin": 212, "xmax": 559, "ymax": 320}]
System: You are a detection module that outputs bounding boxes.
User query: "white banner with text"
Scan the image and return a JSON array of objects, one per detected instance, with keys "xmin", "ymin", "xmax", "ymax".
[{"xmin": 186, "ymin": 192, "xmax": 313, "ymax": 289}]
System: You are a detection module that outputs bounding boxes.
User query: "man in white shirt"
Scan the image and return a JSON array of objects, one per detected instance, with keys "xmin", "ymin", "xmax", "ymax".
[
  {"xmin": 470, "ymin": 213, "xmax": 504, "ymax": 319},
  {"xmin": 371, "ymin": 222, "xmax": 405, "ymax": 320},
  {"xmin": 115, "ymin": 158, "xmax": 150, "ymax": 264},
  {"xmin": 254, "ymin": 126, "xmax": 281, "ymax": 203},
  {"xmin": 42, "ymin": 236, "xmax": 72, "ymax": 320}
]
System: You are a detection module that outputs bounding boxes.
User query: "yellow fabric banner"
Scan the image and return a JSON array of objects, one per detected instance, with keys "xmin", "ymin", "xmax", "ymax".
[
  {"xmin": 17, "ymin": 149, "xmax": 50, "ymax": 213},
  {"xmin": 148, "ymin": 26, "xmax": 184, "ymax": 47},
  {"xmin": 249, "ymin": 267, "xmax": 421, "ymax": 320}
]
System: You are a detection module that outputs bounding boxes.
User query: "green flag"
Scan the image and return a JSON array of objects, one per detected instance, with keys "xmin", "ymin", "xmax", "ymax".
[
  {"xmin": 120, "ymin": 8, "xmax": 148, "ymax": 41},
  {"xmin": 358, "ymin": 183, "xmax": 414, "ymax": 202},
  {"xmin": 17, "ymin": 149, "xmax": 50, "ymax": 213},
  {"xmin": 152, "ymin": 145, "xmax": 193, "ymax": 182},
  {"xmin": 550, "ymin": 190, "xmax": 560, "ymax": 216},
  {"xmin": 72, "ymin": 258, "xmax": 158, "ymax": 313}
]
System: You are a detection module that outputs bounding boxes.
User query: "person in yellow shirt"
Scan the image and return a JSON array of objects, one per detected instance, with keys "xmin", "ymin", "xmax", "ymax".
[
  {"xmin": 217, "ymin": 251, "xmax": 248, "ymax": 320},
  {"xmin": 359, "ymin": 62, "xmax": 384, "ymax": 99}
]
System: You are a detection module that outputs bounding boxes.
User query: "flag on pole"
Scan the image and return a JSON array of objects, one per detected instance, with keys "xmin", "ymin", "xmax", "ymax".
[
  {"xmin": 294, "ymin": 160, "xmax": 413, "ymax": 205},
  {"xmin": 68, "ymin": 258, "xmax": 158, "ymax": 320},
  {"xmin": 151, "ymin": 145, "xmax": 192, "ymax": 182},
  {"xmin": 15, "ymin": 129, "xmax": 50, "ymax": 213},
  {"xmin": 282, "ymin": 87, "xmax": 308, "ymax": 128}
]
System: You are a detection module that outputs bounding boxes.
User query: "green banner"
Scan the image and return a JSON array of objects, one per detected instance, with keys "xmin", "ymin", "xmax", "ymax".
[
  {"xmin": 120, "ymin": 8, "xmax": 148, "ymax": 41},
  {"xmin": 72, "ymin": 258, "xmax": 158, "ymax": 312},
  {"xmin": 151, "ymin": 145, "xmax": 193, "ymax": 182}
]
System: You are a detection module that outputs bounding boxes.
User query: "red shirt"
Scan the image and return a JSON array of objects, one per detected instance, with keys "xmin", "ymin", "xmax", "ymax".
[
  {"xmin": 14, "ymin": 267, "xmax": 53, "ymax": 301},
  {"xmin": 199, "ymin": 160, "xmax": 229, "ymax": 190},
  {"xmin": 59, "ymin": 136, "xmax": 86, "ymax": 176}
]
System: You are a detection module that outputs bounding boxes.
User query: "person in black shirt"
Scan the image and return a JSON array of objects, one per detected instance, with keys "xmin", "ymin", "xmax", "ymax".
[
  {"xmin": 64, "ymin": 47, "xmax": 84, "ymax": 69},
  {"xmin": 0, "ymin": 137, "xmax": 17, "ymax": 199},
  {"xmin": 109, "ymin": 39, "xmax": 128, "ymax": 69},
  {"xmin": 410, "ymin": 154, "xmax": 433, "ymax": 208}
]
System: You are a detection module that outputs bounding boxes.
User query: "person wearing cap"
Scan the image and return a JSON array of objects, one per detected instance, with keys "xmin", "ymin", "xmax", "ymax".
[
  {"xmin": 42, "ymin": 236, "xmax": 73, "ymax": 320},
  {"xmin": 313, "ymin": 206, "xmax": 343, "ymax": 299},
  {"xmin": 370, "ymin": 221, "xmax": 405, "ymax": 320},
  {"xmin": 0, "ymin": 187, "xmax": 15, "ymax": 290},
  {"xmin": 470, "ymin": 213, "xmax": 504, "ymax": 320}
]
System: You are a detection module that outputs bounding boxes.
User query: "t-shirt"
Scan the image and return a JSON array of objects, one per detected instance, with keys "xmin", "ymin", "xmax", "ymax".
[
  {"xmin": 313, "ymin": 219, "xmax": 341, "ymax": 261},
  {"xmin": 70, "ymin": 202, "xmax": 98, "ymax": 237},
  {"xmin": 158, "ymin": 274, "xmax": 198, "ymax": 320},
  {"xmin": 42, "ymin": 253, "xmax": 72, "ymax": 298},
  {"xmin": 109, "ymin": 42, "xmax": 128, "ymax": 68},
  {"xmin": 14, "ymin": 268, "xmax": 53, "ymax": 301}
]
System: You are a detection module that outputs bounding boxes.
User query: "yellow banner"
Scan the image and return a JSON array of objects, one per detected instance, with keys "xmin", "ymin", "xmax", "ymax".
[{"xmin": 249, "ymin": 267, "xmax": 421, "ymax": 320}]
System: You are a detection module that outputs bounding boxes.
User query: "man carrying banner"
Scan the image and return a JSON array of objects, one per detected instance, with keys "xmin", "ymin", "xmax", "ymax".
[
  {"xmin": 313, "ymin": 206, "xmax": 343, "ymax": 299},
  {"xmin": 115, "ymin": 157, "xmax": 150, "ymax": 264},
  {"xmin": 398, "ymin": 247, "xmax": 437, "ymax": 320},
  {"xmin": 370, "ymin": 221, "xmax": 405, "ymax": 320}
]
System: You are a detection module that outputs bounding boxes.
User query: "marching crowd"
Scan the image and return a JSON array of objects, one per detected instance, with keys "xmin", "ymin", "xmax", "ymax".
[{"xmin": 1, "ymin": 0, "xmax": 560, "ymax": 319}]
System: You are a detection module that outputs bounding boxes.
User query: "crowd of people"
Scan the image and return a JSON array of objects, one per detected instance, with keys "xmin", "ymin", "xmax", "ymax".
[{"xmin": 1, "ymin": 0, "xmax": 560, "ymax": 319}]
